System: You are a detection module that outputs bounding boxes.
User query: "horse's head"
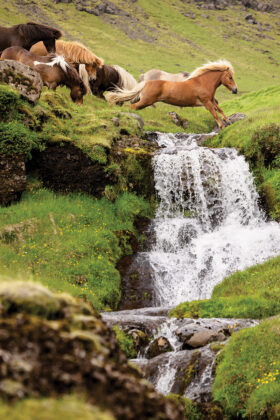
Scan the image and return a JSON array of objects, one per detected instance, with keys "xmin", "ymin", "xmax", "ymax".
[
  {"xmin": 70, "ymin": 81, "xmax": 87, "ymax": 105},
  {"xmin": 85, "ymin": 63, "xmax": 98, "ymax": 81},
  {"xmin": 221, "ymin": 68, "xmax": 238, "ymax": 94}
]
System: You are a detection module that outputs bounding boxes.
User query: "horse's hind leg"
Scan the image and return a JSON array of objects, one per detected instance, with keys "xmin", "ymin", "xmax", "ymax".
[{"xmin": 131, "ymin": 95, "xmax": 157, "ymax": 110}]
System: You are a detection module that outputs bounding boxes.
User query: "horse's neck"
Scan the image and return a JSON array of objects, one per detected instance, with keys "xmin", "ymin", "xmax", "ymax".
[{"xmin": 200, "ymin": 71, "xmax": 222, "ymax": 95}]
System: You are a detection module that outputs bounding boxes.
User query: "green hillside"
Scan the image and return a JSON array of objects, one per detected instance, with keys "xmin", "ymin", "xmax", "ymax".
[{"xmin": 1, "ymin": 0, "xmax": 280, "ymax": 418}]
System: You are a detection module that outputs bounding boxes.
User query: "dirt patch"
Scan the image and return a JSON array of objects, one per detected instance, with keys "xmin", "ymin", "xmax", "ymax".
[{"xmin": 28, "ymin": 143, "xmax": 111, "ymax": 197}]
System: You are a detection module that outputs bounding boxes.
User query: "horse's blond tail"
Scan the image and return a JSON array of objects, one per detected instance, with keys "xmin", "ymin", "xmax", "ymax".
[
  {"xmin": 112, "ymin": 65, "xmax": 137, "ymax": 90},
  {"xmin": 105, "ymin": 81, "xmax": 146, "ymax": 105},
  {"xmin": 79, "ymin": 64, "xmax": 91, "ymax": 95}
]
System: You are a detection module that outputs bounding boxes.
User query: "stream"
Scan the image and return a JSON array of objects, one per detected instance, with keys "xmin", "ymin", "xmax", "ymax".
[{"xmin": 102, "ymin": 132, "xmax": 280, "ymax": 401}]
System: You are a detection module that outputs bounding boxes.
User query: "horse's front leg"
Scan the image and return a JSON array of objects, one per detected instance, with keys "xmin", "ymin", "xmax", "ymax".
[
  {"xmin": 203, "ymin": 100, "xmax": 225, "ymax": 129},
  {"xmin": 213, "ymin": 101, "xmax": 230, "ymax": 123}
]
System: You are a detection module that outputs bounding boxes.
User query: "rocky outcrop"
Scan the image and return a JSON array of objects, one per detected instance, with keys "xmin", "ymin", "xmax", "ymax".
[
  {"xmin": 192, "ymin": 0, "xmax": 277, "ymax": 11},
  {"xmin": 0, "ymin": 60, "xmax": 42, "ymax": 103},
  {"xmin": 103, "ymin": 308, "xmax": 258, "ymax": 402},
  {"xmin": 28, "ymin": 143, "xmax": 111, "ymax": 197},
  {"xmin": 0, "ymin": 154, "xmax": 26, "ymax": 206},
  {"xmin": 0, "ymin": 281, "xmax": 184, "ymax": 420}
]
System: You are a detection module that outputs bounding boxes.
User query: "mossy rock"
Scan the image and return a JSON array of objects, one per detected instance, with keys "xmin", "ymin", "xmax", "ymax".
[{"xmin": 0, "ymin": 281, "xmax": 60, "ymax": 318}]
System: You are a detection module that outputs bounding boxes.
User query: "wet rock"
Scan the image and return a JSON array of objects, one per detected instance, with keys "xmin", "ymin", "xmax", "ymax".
[
  {"xmin": 0, "ymin": 60, "xmax": 43, "ymax": 103},
  {"xmin": 184, "ymin": 330, "xmax": 226, "ymax": 349},
  {"xmin": 0, "ymin": 154, "xmax": 26, "ymax": 206},
  {"xmin": 127, "ymin": 329, "xmax": 149, "ymax": 352},
  {"xmin": 0, "ymin": 281, "xmax": 184, "ymax": 420},
  {"xmin": 146, "ymin": 336, "xmax": 174, "ymax": 359}
]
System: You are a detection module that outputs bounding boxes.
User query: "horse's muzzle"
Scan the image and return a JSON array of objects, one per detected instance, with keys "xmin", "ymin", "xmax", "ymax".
[
  {"xmin": 89, "ymin": 75, "xmax": 96, "ymax": 81},
  {"xmin": 232, "ymin": 88, "xmax": 238, "ymax": 94}
]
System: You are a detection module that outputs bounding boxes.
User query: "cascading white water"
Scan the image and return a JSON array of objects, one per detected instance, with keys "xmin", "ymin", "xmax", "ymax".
[{"xmin": 150, "ymin": 133, "xmax": 280, "ymax": 306}]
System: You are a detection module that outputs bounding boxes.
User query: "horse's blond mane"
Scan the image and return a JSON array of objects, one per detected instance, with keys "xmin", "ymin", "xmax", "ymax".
[
  {"xmin": 187, "ymin": 59, "xmax": 234, "ymax": 79},
  {"xmin": 56, "ymin": 40, "xmax": 104, "ymax": 67}
]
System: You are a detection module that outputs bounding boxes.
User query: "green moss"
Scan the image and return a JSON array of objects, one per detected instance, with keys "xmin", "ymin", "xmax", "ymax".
[
  {"xmin": 113, "ymin": 325, "xmax": 137, "ymax": 358},
  {"xmin": 0, "ymin": 281, "xmax": 61, "ymax": 318},
  {"xmin": 166, "ymin": 394, "xmax": 202, "ymax": 420}
]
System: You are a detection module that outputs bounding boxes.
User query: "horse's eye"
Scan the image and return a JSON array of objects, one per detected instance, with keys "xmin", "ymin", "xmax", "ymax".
[{"xmin": 229, "ymin": 76, "xmax": 232, "ymax": 80}]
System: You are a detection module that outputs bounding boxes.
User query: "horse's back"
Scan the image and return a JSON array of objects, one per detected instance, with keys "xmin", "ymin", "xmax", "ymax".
[{"xmin": 30, "ymin": 41, "xmax": 48, "ymax": 56}]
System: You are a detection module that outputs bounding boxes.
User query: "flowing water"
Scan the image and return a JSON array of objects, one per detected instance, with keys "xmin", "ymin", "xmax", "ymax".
[
  {"xmin": 103, "ymin": 132, "xmax": 280, "ymax": 400},
  {"xmin": 150, "ymin": 132, "xmax": 280, "ymax": 305}
]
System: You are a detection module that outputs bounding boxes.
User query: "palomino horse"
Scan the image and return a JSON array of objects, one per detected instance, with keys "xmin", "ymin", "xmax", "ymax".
[
  {"xmin": 139, "ymin": 69, "xmax": 190, "ymax": 82},
  {"xmin": 31, "ymin": 40, "xmax": 104, "ymax": 91},
  {"xmin": 90, "ymin": 64, "xmax": 137, "ymax": 99},
  {"xmin": 1, "ymin": 47, "xmax": 86, "ymax": 105},
  {"xmin": 105, "ymin": 60, "xmax": 238, "ymax": 129},
  {"xmin": 0, "ymin": 22, "xmax": 62, "ymax": 54}
]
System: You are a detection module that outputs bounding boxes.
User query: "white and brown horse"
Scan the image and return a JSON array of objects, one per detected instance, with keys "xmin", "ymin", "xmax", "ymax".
[
  {"xmin": 31, "ymin": 40, "xmax": 104, "ymax": 93},
  {"xmin": 1, "ymin": 46, "xmax": 86, "ymax": 104}
]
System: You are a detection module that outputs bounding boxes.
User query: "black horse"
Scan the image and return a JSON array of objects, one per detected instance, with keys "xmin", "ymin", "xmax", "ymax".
[
  {"xmin": 90, "ymin": 64, "xmax": 137, "ymax": 99},
  {"xmin": 0, "ymin": 22, "xmax": 62, "ymax": 54}
]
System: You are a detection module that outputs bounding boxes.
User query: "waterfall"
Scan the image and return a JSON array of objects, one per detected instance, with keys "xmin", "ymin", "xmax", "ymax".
[
  {"xmin": 150, "ymin": 132, "xmax": 280, "ymax": 305},
  {"xmin": 103, "ymin": 131, "xmax": 280, "ymax": 402}
]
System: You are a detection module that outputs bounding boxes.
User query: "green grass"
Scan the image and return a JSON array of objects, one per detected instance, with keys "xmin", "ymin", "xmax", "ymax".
[
  {"xmin": 213, "ymin": 316, "xmax": 280, "ymax": 419},
  {"xmin": 0, "ymin": 188, "xmax": 152, "ymax": 310},
  {"xmin": 170, "ymin": 255, "xmax": 280, "ymax": 320}
]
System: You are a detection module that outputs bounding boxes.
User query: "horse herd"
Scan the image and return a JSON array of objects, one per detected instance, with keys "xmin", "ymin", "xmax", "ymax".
[{"xmin": 0, "ymin": 22, "xmax": 238, "ymax": 128}]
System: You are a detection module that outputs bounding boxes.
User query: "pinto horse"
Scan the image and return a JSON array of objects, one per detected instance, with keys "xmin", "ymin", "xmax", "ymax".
[
  {"xmin": 1, "ymin": 47, "xmax": 86, "ymax": 105},
  {"xmin": 90, "ymin": 64, "xmax": 137, "ymax": 99},
  {"xmin": 0, "ymin": 22, "xmax": 62, "ymax": 54},
  {"xmin": 105, "ymin": 60, "xmax": 238, "ymax": 129},
  {"xmin": 31, "ymin": 40, "xmax": 104, "ymax": 85},
  {"xmin": 139, "ymin": 69, "xmax": 190, "ymax": 82}
]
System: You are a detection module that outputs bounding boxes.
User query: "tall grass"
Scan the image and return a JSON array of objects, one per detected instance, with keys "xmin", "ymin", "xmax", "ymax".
[{"xmin": 0, "ymin": 189, "xmax": 152, "ymax": 309}]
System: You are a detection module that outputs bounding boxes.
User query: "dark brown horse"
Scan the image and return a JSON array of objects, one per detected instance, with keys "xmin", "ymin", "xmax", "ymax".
[
  {"xmin": 1, "ymin": 47, "xmax": 86, "ymax": 105},
  {"xmin": 106, "ymin": 60, "xmax": 238, "ymax": 129},
  {"xmin": 90, "ymin": 64, "xmax": 137, "ymax": 99},
  {"xmin": 0, "ymin": 22, "xmax": 62, "ymax": 54}
]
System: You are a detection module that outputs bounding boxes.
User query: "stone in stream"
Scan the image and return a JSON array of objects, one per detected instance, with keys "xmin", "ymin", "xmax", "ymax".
[
  {"xmin": 184, "ymin": 330, "xmax": 226, "ymax": 349},
  {"xmin": 146, "ymin": 336, "xmax": 174, "ymax": 359}
]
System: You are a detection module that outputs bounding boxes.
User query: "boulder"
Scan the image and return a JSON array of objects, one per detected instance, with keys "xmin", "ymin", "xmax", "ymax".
[
  {"xmin": 184, "ymin": 330, "xmax": 226, "ymax": 349},
  {"xmin": 0, "ymin": 281, "xmax": 184, "ymax": 420},
  {"xmin": 0, "ymin": 60, "xmax": 42, "ymax": 103},
  {"xmin": 146, "ymin": 336, "xmax": 174, "ymax": 359}
]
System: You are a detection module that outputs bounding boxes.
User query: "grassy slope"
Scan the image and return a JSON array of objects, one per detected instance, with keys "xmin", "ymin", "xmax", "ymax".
[
  {"xmin": 0, "ymin": 188, "xmax": 152, "ymax": 310},
  {"xmin": 1, "ymin": 0, "xmax": 280, "ymax": 134}
]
